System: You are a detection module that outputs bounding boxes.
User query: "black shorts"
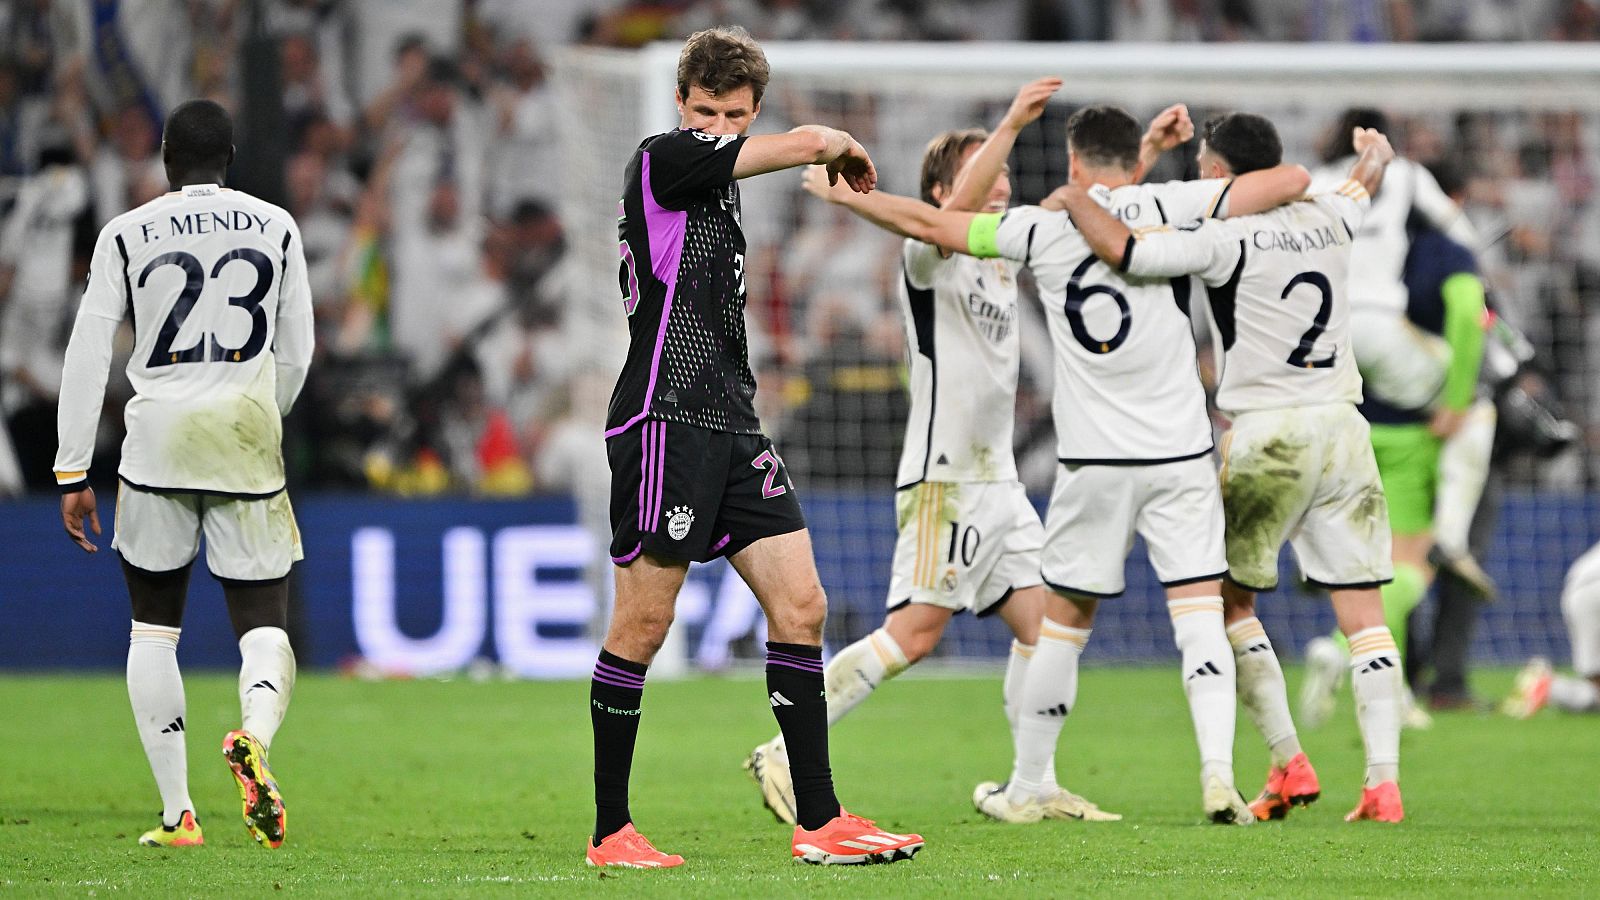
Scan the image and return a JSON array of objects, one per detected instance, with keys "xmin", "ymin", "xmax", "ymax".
[{"xmin": 607, "ymin": 419, "xmax": 807, "ymax": 564}]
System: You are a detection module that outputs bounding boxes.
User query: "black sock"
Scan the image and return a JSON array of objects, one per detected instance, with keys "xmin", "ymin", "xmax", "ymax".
[
  {"xmin": 766, "ymin": 641, "xmax": 839, "ymax": 830},
  {"xmin": 591, "ymin": 649, "xmax": 647, "ymax": 842}
]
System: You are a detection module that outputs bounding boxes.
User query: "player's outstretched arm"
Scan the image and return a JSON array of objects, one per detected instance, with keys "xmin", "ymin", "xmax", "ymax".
[
  {"xmin": 1346, "ymin": 126, "xmax": 1397, "ymax": 198},
  {"xmin": 733, "ymin": 125, "xmax": 876, "ymax": 192},
  {"xmin": 1221, "ymin": 163, "xmax": 1312, "ymax": 217},
  {"xmin": 943, "ymin": 77, "xmax": 1063, "ymax": 211},
  {"xmin": 801, "ymin": 166, "xmax": 977, "ymax": 254},
  {"xmin": 1137, "ymin": 103, "xmax": 1195, "ymax": 178},
  {"xmin": 1053, "ymin": 183, "xmax": 1233, "ymax": 280},
  {"xmin": 1052, "ymin": 184, "xmax": 1135, "ymax": 269}
]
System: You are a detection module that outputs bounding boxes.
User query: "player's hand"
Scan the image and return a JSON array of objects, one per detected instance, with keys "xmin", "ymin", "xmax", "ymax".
[
  {"xmin": 1429, "ymin": 406, "xmax": 1466, "ymax": 438},
  {"xmin": 827, "ymin": 138, "xmax": 877, "ymax": 194},
  {"xmin": 1001, "ymin": 77, "xmax": 1064, "ymax": 132},
  {"xmin": 801, "ymin": 164, "xmax": 850, "ymax": 202},
  {"xmin": 61, "ymin": 486, "xmax": 101, "ymax": 553},
  {"xmin": 1142, "ymin": 104, "xmax": 1194, "ymax": 154},
  {"xmin": 1040, "ymin": 182, "xmax": 1089, "ymax": 212},
  {"xmin": 1352, "ymin": 127, "xmax": 1394, "ymax": 164}
]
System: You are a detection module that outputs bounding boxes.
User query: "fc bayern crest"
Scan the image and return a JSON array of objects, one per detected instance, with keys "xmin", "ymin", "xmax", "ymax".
[{"xmin": 666, "ymin": 505, "xmax": 696, "ymax": 541}]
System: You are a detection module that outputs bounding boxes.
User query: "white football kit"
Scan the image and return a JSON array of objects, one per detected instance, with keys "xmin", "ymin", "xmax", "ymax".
[
  {"xmin": 888, "ymin": 240, "xmax": 1042, "ymax": 615},
  {"xmin": 1311, "ymin": 157, "xmax": 1479, "ymax": 409},
  {"xmin": 1563, "ymin": 543, "xmax": 1600, "ymax": 678},
  {"xmin": 1120, "ymin": 178, "xmax": 1393, "ymax": 591},
  {"xmin": 55, "ymin": 184, "xmax": 314, "ymax": 581},
  {"xmin": 972, "ymin": 179, "xmax": 1234, "ymax": 596}
]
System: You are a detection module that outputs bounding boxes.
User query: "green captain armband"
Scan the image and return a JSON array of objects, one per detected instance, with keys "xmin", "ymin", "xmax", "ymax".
[{"xmin": 967, "ymin": 213, "xmax": 1003, "ymax": 258}]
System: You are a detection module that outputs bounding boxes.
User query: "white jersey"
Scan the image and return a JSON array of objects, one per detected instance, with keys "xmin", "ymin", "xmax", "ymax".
[
  {"xmin": 982, "ymin": 178, "xmax": 1232, "ymax": 462},
  {"xmin": 1122, "ymin": 179, "xmax": 1372, "ymax": 415},
  {"xmin": 897, "ymin": 239, "xmax": 1022, "ymax": 486},
  {"xmin": 1310, "ymin": 157, "xmax": 1477, "ymax": 315},
  {"xmin": 55, "ymin": 184, "xmax": 315, "ymax": 496}
]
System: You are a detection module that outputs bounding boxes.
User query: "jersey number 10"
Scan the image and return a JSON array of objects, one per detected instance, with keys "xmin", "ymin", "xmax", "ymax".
[{"xmin": 141, "ymin": 248, "xmax": 274, "ymax": 368}]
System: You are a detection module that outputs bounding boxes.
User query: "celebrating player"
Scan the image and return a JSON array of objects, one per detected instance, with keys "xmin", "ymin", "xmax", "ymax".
[
  {"xmin": 590, "ymin": 26, "xmax": 922, "ymax": 868},
  {"xmin": 745, "ymin": 78, "xmax": 1119, "ymax": 825},
  {"xmin": 807, "ymin": 103, "xmax": 1310, "ymax": 824},
  {"xmin": 54, "ymin": 100, "xmax": 312, "ymax": 848},
  {"xmin": 1055, "ymin": 116, "xmax": 1406, "ymax": 822},
  {"xmin": 1503, "ymin": 542, "xmax": 1600, "ymax": 717},
  {"xmin": 1301, "ymin": 111, "xmax": 1492, "ymax": 730}
]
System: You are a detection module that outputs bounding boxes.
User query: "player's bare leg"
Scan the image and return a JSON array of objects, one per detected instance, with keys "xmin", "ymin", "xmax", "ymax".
[
  {"xmin": 1167, "ymin": 580, "xmax": 1249, "ymax": 824},
  {"xmin": 221, "ymin": 577, "xmax": 295, "ymax": 849},
  {"xmin": 730, "ymin": 530, "xmax": 923, "ymax": 863},
  {"xmin": 1223, "ymin": 584, "xmax": 1318, "ymax": 820},
  {"xmin": 1331, "ymin": 588, "xmax": 1405, "ymax": 822},
  {"xmin": 124, "ymin": 560, "xmax": 201, "ymax": 847},
  {"xmin": 585, "ymin": 553, "xmax": 688, "ymax": 868}
]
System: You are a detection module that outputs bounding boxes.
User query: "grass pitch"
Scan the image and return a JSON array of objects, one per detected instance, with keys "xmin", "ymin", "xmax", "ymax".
[{"xmin": 1, "ymin": 666, "xmax": 1594, "ymax": 897}]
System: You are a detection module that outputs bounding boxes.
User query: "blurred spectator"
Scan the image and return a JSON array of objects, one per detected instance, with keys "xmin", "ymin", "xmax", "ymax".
[
  {"xmin": 0, "ymin": 141, "xmax": 89, "ymax": 490},
  {"xmin": 486, "ymin": 38, "xmax": 560, "ymax": 214},
  {"xmin": 89, "ymin": 104, "xmax": 165, "ymax": 227},
  {"xmin": 3, "ymin": 0, "xmax": 1600, "ymax": 498}
]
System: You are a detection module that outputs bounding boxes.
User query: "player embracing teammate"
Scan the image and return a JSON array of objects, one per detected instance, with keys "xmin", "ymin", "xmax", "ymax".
[
  {"xmin": 1058, "ymin": 114, "xmax": 1406, "ymax": 822},
  {"xmin": 816, "ymin": 100, "xmax": 1311, "ymax": 824}
]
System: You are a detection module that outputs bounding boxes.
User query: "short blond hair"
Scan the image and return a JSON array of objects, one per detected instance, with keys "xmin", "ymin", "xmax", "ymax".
[{"xmin": 919, "ymin": 129, "xmax": 988, "ymax": 205}]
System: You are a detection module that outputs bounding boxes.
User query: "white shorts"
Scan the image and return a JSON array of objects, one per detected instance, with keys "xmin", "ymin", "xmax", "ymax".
[
  {"xmin": 1041, "ymin": 456, "xmax": 1226, "ymax": 598},
  {"xmin": 1220, "ymin": 403, "xmax": 1394, "ymax": 592},
  {"xmin": 112, "ymin": 483, "xmax": 304, "ymax": 582},
  {"xmin": 1350, "ymin": 308, "xmax": 1450, "ymax": 410},
  {"xmin": 1562, "ymin": 544, "xmax": 1600, "ymax": 677},
  {"xmin": 887, "ymin": 481, "xmax": 1043, "ymax": 616}
]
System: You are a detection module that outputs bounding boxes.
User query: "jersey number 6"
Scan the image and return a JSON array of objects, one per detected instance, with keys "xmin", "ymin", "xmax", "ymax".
[
  {"xmin": 142, "ymin": 248, "xmax": 274, "ymax": 368},
  {"xmin": 1064, "ymin": 255, "xmax": 1131, "ymax": 354}
]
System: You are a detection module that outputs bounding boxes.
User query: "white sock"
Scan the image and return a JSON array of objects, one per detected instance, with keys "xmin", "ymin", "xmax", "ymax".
[
  {"xmin": 1169, "ymin": 597, "xmax": 1237, "ymax": 786},
  {"xmin": 1003, "ymin": 640, "xmax": 1059, "ymax": 794},
  {"xmin": 239, "ymin": 626, "xmax": 296, "ymax": 749},
  {"xmin": 1348, "ymin": 626, "xmax": 1403, "ymax": 786},
  {"xmin": 822, "ymin": 628, "xmax": 909, "ymax": 728},
  {"xmin": 1006, "ymin": 619, "xmax": 1087, "ymax": 804},
  {"xmin": 128, "ymin": 621, "xmax": 192, "ymax": 827},
  {"xmin": 1550, "ymin": 676, "xmax": 1600, "ymax": 712},
  {"xmin": 1226, "ymin": 617, "xmax": 1302, "ymax": 767},
  {"xmin": 1433, "ymin": 400, "xmax": 1496, "ymax": 557}
]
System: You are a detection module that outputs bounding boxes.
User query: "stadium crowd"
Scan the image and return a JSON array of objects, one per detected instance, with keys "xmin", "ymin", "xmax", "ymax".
[{"xmin": 0, "ymin": 0, "xmax": 1597, "ymax": 497}]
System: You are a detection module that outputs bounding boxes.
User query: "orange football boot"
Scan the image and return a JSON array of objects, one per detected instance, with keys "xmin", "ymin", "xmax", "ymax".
[
  {"xmin": 585, "ymin": 824, "xmax": 685, "ymax": 868},
  {"xmin": 1345, "ymin": 781, "xmax": 1404, "ymax": 823}
]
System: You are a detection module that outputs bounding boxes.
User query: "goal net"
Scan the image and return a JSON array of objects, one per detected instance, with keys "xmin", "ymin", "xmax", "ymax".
[{"xmin": 551, "ymin": 42, "xmax": 1600, "ymax": 671}]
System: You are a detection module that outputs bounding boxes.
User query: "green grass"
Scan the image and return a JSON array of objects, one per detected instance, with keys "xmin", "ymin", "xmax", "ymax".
[{"xmin": 0, "ymin": 667, "xmax": 1594, "ymax": 897}]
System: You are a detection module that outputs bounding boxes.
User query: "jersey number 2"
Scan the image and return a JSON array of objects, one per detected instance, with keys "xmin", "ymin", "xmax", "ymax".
[
  {"xmin": 142, "ymin": 249, "xmax": 274, "ymax": 368},
  {"xmin": 1280, "ymin": 271, "xmax": 1337, "ymax": 369}
]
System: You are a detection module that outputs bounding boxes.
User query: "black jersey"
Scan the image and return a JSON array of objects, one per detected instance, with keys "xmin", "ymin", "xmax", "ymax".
[{"xmin": 606, "ymin": 128, "xmax": 759, "ymax": 437}]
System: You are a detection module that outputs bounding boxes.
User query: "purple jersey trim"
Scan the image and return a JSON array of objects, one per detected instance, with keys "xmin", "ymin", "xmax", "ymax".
[
  {"xmin": 604, "ymin": 151, "xmax": 687, "ymax": 439},
  {"xmin": 612, "ymin": 542, "xmax": 643, "ymax": 565},
  {"xmin": 710, "ymin": 533, "xmax": 732, "ymax": 554}
]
